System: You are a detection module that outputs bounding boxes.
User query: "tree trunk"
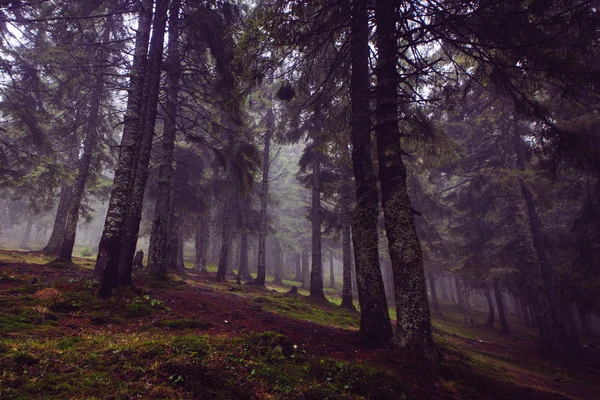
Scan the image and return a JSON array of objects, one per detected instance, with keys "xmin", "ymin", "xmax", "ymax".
[
  {"xmin": 329, "ymin": 251, "xmax": 335, "ymax": 288},
  {"xmin": 20, "ymin": 219, "xmax": 33, "ymax": 249},
  {"xmin": 115, "ymin": 0, "xmax": 169, "ymax": 287},
  {"xmin": 349, "ymin": 0, "xmax": 392, "ymax": 345},
  {"xmin": 309, "ymin": 144, "xmax": 325, "ymax": 300},
  {"xmin": 456, "ymin": 277, "xmax": 474, "ymax": 325},
  {"xmin": 194, "ymin": 210, "xmax": 210, "ymax": 271},
  {"xmin": 373, "ymin": 0, "xmax": 438, "ymax": 360},
  {"xmin": 147, "ymin": 0, "xmax": 181, "ymax": 279},
  {"xmin": 166, "ymin": 194, "xmax": 179, "ymax": 269},
  {"xmin": 301, "ymin": 248, "xmax": 309, "ymax": 288},
  {"xmin": 254, "ymin": 103, "xmax": 273, "ymax": 286},
  {"xmin": 494, "ymin": 279, "xmax": 509, "ymax": 334},
  {"xmin": 94, "ymin": 0, "xmax": 159, "ymax": 296},
  {"xmin": 238, "ymin": 230, "xmax": 250, "ymax": 280},
  {"xmin": 216, "ymin": 198, "xmax": 233, "ymax": 281},
  {"xmin": 440, "ymin": 275, "xmax": 449, "ymax": 302},
  {"xmin": 176, "ymin": 227, "xmax": 185, "ymax": 269},
  {"xmin": 43, "ymin": 184, "xmax": 72, "ymax": 254},
  {"xmin": 341, "ymin": 202, "xmax": 353, "ymax": 309},
  {"xmin": 272, "ymin": 237, "xmax": 283, "ymax": 284},
  {"xmin": 55, "ymin": 18, "xmax": 112, "ymax": 264},
  {"xmin": 294, "ymin": 252, "xmax": 301, "ymax": 282},
  {"xmin": 484, "ymin": 288, "xmax": 495, "ymax": 327},
  {"xmin": 510, "ymin": 137, "xmax": 576, "ymax": 359},
  {"xmin": 577, "ymin": 304, "xmax": 590, "ymax": 335},
  {"xmin": 427, "ymin": 271, "xmax": 442, "ymax": 316}
]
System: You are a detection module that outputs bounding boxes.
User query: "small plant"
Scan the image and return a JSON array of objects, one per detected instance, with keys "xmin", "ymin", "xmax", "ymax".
[{"xmin": 80, "ymin": 247, "xmax": 94, "ymax": 257}]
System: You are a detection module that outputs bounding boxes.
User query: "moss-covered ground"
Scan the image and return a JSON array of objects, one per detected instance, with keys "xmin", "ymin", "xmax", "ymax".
[{"xmin": 1, "ymin": 249, "xmax": 599, "ymax": 399}]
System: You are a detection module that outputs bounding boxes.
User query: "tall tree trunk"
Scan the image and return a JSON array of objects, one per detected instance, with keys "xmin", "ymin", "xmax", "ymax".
[
  {"xmin": 147, "ymin": 0, "xmax": 181, "ymax": 279},
  {"xmin": 194, "ymin": 211, "xmax": 210, "ymax": 272},
  {"xmin": 427, "ymin": 271, "xmax": 442, "ymax": 316},
  {"xmin": 349, "ymin": 0, "xmax": 392, "ymax": 345},
  {"xmin": 373, "ymin": 0, "xmax": 437, "ymax": 360},
  {"xmin": 440, "ymin": 275, "xmax": 449, "ymax": 302},
  {"xmin": 176, "ymin": 227, "xmax": 185, "ymax": 269},
  {"xmin": 484, "ymin": 288, "xmax": 495, "ymax": 327},
  {"xmin": 55, "ymin": 18, "xmax": 112, "ymax": 264},
  {"xmin": 43, "ymin": 184, "xmax": 72, "ymax": 254},
  {"xmin": 20, "ymin": 219, "xmax": 33, "ymax": 249},
  {"xmin": 301, "ymin": 248, "xmax": 309, "ymax": 288},
  {"xmin": 310, "ymin": 146, "xmax": 325, "ymax": 300},
  {"xmin": 329, "ymin": 251, "xmax": 335, "ymax": 288},
  {"xmin": 166, "ymin": 194, "xmax": 179, "ymax": 269},
  {"xmin": 115, "ymin": 0, "xmax": 169, "ymax": 287},
  {"xmin": 216, "ymin": 198, "xmax": 233, "ymax": 281},
  {"xmin": 238, "ymin": 230, "xmax": 250, "ymax": 280},
  {"xmin": 272, "ymin": 237, "xmax": 283, "ymax": 284},
  {"xmin": 93, "ymin": 0, "xmax": 153, "ymax": 280},
  {"xmin": 494, "ymin": 279, "xmax": 509, "ymax": 335},
  {"xmin": 456, "ymin": 276, "xmax": 474, "ymax": 325},
  {"xmin": 254, "ymin": 104, "xmax": 273, "ymax": 286},
  {"xmin": 341, "ymin": 201, "xmax": 353, "ymax": 309},
  {"xmin": 294, "ymin": 252, "xmax": 301, "ymax": 282}
]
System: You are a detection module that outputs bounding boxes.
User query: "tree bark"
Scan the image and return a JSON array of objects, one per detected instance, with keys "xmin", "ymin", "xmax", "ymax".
[
  {"xmin": 494, "ymin": 279, "xmax": 509, "ymax": 334},
  {"xmin": 115, "ymin": 0, "xmax": 169, "ymax": 287},
  {"xmin": 349, "ymin": 0, "xmax": 392, "ymax": 345},
  {"xmin": 309, "ymin": 144, "xmax": 325, "ymax": 300},
  {"xmin": 94, "ymin": 0, "xmax": 156, "ymax": 296},
  {"xmin": 374, "ymin": 0, "xmax": 438, "ymax": 361},
  {"xmin": 147, "ymin": 0, "xmax": 181, "ymax": 279},
  {"xmin": 254, "ymin": 104, "xmax": 273, "ymax": 286},
  {"xmin": 484, "ymin": 288, "xmax": 495, "ymax": 327},
  {"xmin": 43, "ymin": 184, "xmax": 72, "ymax": 254},
  {"xmin": 55, "ymin": 17, "xmax": 112, "ymax": 264},
  {"xmin": 341, "ymin": 201, "xmax": 353, "ymax": 309}
]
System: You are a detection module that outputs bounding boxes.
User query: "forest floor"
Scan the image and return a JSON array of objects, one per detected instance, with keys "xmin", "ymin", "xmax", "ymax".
[{"xmin": 1, "ymin": 249, "xmax": 599, "ymax": 399}]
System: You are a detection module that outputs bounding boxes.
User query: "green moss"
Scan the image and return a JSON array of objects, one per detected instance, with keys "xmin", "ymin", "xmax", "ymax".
[
  {"xmin": 57, "ymin": 336, "xmax": 82, "ymax": 350},
  {"xmin": 124, "ymin": 302, "xmax": 154, "ymax": 318},
  {"xmin": 171, "ymin": 335, "xmax": 210, "ymax": 358}
]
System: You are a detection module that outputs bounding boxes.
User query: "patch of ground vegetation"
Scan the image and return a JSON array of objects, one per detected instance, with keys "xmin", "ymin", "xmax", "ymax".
[{"xmin": 1, "ymin": 250, "xmax": 599, "ymax": 399}]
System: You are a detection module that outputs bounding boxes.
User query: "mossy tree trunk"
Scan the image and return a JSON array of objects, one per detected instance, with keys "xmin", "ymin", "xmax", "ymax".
[
  {"xmin": 216, "ymin": 197, "xmax": 233, "ymax": 281},
  {"xmin": 255, "ymin": 105, "xmax": 273, "ymax": 286},
  {"xmin": 43, "ymin": 185, "xmax": 72, "ymax": 254},
  {"xmin": 309, "ymin": 145, "xmax": 325, "ymax": 300},
  {"xmin": 373, "ymin": 0, "xmax": 438, "ymax": 361},
  {"xmin": 349, "ymin": 0, "xmax": 392, "ymax": 345},
  {"xmin": 95, "ymin": 0, "xmax": 165, "ymax": 297}
]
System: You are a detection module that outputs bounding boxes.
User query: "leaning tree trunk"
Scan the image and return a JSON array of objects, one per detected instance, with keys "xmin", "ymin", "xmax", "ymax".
[
  {"xmin": 94, "ymin": 0, "xmax": 159, "ymax": 297},
  {"xmin": 374, "ymin": 0, "xmax": 438, "ymax": 361},
  {"xmin": 54, "ymin": 17, "xmax": 112, "ymax": 264},
  {"xmin": 349, "ymin": 0, "xmax": 392, "ymax": 346},
  {"xmin": 427, "ymin": 271, "xmax": 442, "ymax": 316},
  {"xmin": 43, "ymin": 184, "xmax": 72, "ymax": 254},
  {"xmin": 510, "ymin": 140, "xmax": 576, "ymax": 360},
  {"xmin": 254, "ymin": 104, "xmax": 273, "ymax": 286},
  {"xmin": 484, "ymin": 288, "xmax": 495, "ymax": 328},
  {"xmin": 238, "ymin": 230, "xmax": 250, "ymax": 280},
  {"xmin": 341, "ymin": 198, "xmax": 353, "ymax": 309},
  {"xmin": 147, "ymin": 0, "xmax": 181, "ymax": 279},
  {"xmin": 115, "ymin": 0, "xmax": 169, "ymax": 287},
  {"xmin": 494, "ymin": 279, "xmax": 509, "ymax": 335},
  {"xmin": 309, "ymin": 145, "xmax": 325, "ymax": 300}
]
